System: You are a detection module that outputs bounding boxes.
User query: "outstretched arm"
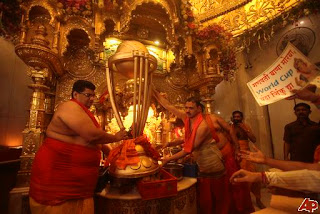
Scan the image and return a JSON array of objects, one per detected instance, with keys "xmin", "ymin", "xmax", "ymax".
[
  {"xmin": 230, "ymin": 169, "xmax": 320, "ymax": 193},
  {"xmin": 163, "ymin": 139, "xmax": 184, "ymax": 148},
  {"xmin": 287, "ymin": 84, "xmax": 320, "ymax": 108},
  {"xmin": 241, "ymin": 144, "xmax": 320, "ymax": 171},
  {"xmin": 56, "ymin": 101, "xmax": 128, "ymax": 144},
  {"xmin": 153, "ymin": 88, "xmax": 187, "ymax": 120},
  {"xmin": 162, "ymin": 150, "xmax": 189, "ymax": 166}
]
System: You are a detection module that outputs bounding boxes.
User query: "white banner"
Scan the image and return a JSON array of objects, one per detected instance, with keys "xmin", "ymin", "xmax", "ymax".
[{"xmin": 247, "ymin": 42, "xmax": 320, "ymax": 106}]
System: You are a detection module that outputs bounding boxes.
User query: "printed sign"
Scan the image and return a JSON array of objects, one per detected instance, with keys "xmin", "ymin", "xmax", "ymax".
[{"xmin": 247, "ymin": 42, "xmax": 320, "ymax": 106}]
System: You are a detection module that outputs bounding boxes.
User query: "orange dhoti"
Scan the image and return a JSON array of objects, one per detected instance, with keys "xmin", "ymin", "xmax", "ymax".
[
  {"xmin": 221, "ymin": 141, "xmax": 255, "ymax": 214},
  {"xmin": 239, "ymin": 140, "xmax": 255, "ymax": 171},
  {"xmin": 29, "ymin": 138, "xmax": 100, "ymax": 208},
  {"xmin": 239, "ymin": 140, "xmax": 262, "ymax": 201},
  {"xmin": 197, "ymin": 175, "xmax": 231, "ymax": 214}
]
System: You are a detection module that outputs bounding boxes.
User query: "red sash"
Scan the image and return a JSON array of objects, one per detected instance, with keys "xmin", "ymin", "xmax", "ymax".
[
  {"xmin": 183, "ymin": 113, "xmax": 203, "ymax": 153},
  {"xmin": 204, "ymin": 114, "xmax": 220, "ymax": 143},
  {"xmin": 71, "ymin": 99, "xmax": 100, "ymax": 128},
  {"xmin": 29, "ymin": 99, "xmax": 101, "ymax": 205}
]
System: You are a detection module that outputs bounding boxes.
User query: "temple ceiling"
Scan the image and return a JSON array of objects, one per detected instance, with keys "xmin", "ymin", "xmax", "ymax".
[
  {"xmin": 0, "ymin": 0, "xmax": 312, "ymax": 45},
  {"xmin": 189, "ymin": 0, "xmax": 299, "ymax": 36}
]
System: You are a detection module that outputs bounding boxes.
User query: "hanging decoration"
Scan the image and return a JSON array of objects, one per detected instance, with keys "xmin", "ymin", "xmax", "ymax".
[
  {"xmin": 180, "ymin": 0, "xmax": 198, "ymax": 35},
  {"xmin": 57, "ymin": 0, "xmax": 92, "ymax": 17},
  {"xmin": 196, "ymin": 24, "xmax": 237, "ymax": 81},
  {"xmin": 179, "ymin": 1, "xmax": 237, "ymax": 81},
  {"xmin": 237, "ymin": 0, "xmax": 320, "ymax": 53}
]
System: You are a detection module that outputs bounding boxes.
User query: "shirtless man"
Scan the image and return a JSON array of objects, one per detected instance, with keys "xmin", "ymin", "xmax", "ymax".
[
  {"xmin": 153, "ymin": 90, "xmax": 254, "ymax": 214},
  {"xmin": 232, "ymin": 111, "xmax": 265, "ymax": 208},
  {"xmin": 154, "ymin": 92, "xmax": 238, "ymax": 161},
  {"xmin": 29, "ymin": 80, "xmax": 127, "ymax": 214}
]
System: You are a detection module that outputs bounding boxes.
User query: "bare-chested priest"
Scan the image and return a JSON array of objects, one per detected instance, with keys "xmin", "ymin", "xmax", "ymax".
[
  {"xmin": 153, "ymin": 89, "xmax": 254, "ymax": 214},
  {"xmin": 29, "ymin": 80, "xmax": 128, "ymax": 214}
]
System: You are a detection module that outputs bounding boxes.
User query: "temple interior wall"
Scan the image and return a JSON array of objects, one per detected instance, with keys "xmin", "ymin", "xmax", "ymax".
[
  {"xmin": 0, "ymin": 38, "xmax": 31, "ymax": 147},
  {"xmin": 214, "ymin": 13, "xmax": 320, "ymax": 163},
  {"xmin": 1, "ymin": 15, "xmax": 320, "ymax": 163}
]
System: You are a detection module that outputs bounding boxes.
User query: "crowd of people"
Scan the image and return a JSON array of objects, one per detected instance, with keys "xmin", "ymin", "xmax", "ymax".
[
  {"xmin": 28, "ymin": 79, "xmax": 320, "ymax": 214},
  {"xmin": 230, "ymin": 86, "xmax": 320, "ymax": 205}
]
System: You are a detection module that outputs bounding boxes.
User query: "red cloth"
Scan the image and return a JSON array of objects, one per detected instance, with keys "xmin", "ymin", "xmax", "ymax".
[
  {"xmin": 183, "ymin": 113, "xmax": 203, "ymax": 153},
  {"xmin": 98, "ymin": 90, "xmax": 109, "ymax": 104},
  {"xmin": 197, "ymin": 176, "xmax": 230, "ymax": 214},
  {"xmin": 314, "ymin": 145, "xmax": 320, "ymax": 163},
  {"xmin": 106, "ymin": 136, "xmax": 160, "ymax": 171},
  {"xmin": 106, "ymin": 139, "xmax": 140, "ymax": 171},
  {"xmin": 29, "ymin": 99, "xmax": 102, "ymax": 205},
  {"xmin": 29, "ymin": 138, "xmax": 101, "ymax": 205},
  {"xmin": 194, "ymin": 114, "xmax": 228, "ymax": 213},
  {"xmin": 70, "ymin": 99, "xmax": 100, "ymax": 128},
  {"xmin": 221, "ymin": 142, "xmax": 255, "ymax": 213},
  {"xmin": 204, "ymin": 114, "xmax": 220, "ymax": 143},
  {"xmin": 205, "ymin": 115, "xmax": 254, "ymax": 213}
]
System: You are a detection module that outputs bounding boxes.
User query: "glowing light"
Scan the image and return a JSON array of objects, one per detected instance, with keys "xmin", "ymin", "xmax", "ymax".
[
  {"xmin": 108, "ymin": 38, "xmax": 121, "ymax": 45},
  {"xmin": 107, "ymin": 105, "xmax": 162, "ymax": 143},
  {"xmin": 217, "ymin": 111, "xmax": 220, "ymax": 114},
  {"xmin": 6, "ymin": 136, "xmax": 22, "ymax": 147},
  {"xmin": 103, "ymin": 38, "xmax": 121, "ymax": 48},
  {"xmin": 154, "ymin": 40, "xmax": 160, "ymax": 45},
  {"xmin": 299, "ymin": 21, "xmax": 304, "ymax": 25}
]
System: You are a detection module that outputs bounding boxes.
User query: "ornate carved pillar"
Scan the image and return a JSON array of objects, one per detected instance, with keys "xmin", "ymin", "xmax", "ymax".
[
  {"xmin": 16, "ymin": 68, "xmax": 49, "ymax": 187},
  {"xmin": 186, "ymin": 35, "xmax": 193, "ymax": 55},
  {"xmin": 11, "ymin": 18, "xmax": 64, "ymax": 214},
  {"xmin": 52, "ymin": 21, "xmax": 60, "ymax": 53},
  {"xmin": 19, "ymin": 14, "xmax": 27, "ymax": 44},
  {"xmin": 44, "ymin": 91, "xmax": 56, "ymax": 129}
]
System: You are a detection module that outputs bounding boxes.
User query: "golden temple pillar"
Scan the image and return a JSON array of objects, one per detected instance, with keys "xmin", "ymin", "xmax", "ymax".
[
  {"xmin": 11, "ymin": 20, "xmax": 64, "ymax": 212},
  {"xmin": 52, "ymin": 21, "xmax": 60, "ymax": 53},
  {"xmin": 9, "ymin": 68, "xmax": 50, "ymax": 214},
  {"xmin": 186, "ymin": 35, "xmax": 193, "ymax": 55},
  {"xmin": 44, "ymin": 91, "xmax": 56, "ymax": 129},
  {"xmin": 17, "ymin": 68, "xmax": 49, "ymax": 188}
]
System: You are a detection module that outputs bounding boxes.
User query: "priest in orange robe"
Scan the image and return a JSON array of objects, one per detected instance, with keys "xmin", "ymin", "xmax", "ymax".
[{"xmin": 154, "ymin": 90, "xmax": 254, "ymax": 214}]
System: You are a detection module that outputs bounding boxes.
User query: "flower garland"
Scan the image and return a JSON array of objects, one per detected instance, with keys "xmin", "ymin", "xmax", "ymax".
[
  {"xmin": 57, "ymin": 0, "xmax": 92, "ymax": 17},
  {"xmin": 180, "ymin": 1, "xmax": 197, "ymax": 35},
  {"xmin": 196, "ymin": 24, "xmax": 237, "ymax": 80},
  {"xmin": 179, "ymin": 1, "xmax": 237, "ymax": 80}
]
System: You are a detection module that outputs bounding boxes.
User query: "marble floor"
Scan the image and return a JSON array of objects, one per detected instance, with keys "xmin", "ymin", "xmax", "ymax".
[{"xmin": 251, "ymin": 188, "xmax": 272, "ymax": 212}]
